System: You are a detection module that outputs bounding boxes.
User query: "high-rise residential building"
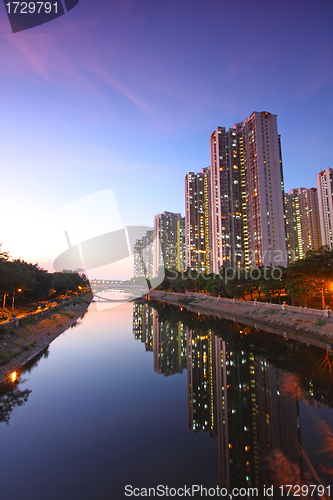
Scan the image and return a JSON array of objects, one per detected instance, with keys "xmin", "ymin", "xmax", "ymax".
[
  {"xmin": 285, "ymin": 187, "xmax": 322, "ymax": 262},
  {"xmin": 188, "ymin": 111, "xmax": 287, "ymax": 273},
  {"xmin": 209, "ymin": 127, "xmax": 243, "ymax": 271},
  {"xmin": 235, "ymin": 111, "xmax": 287, "ymax": 268},
  {"xmin": 153, "ymin": 211, "xmax": 185, "ymax": 275},
  {"xmin": 316, "ymin": 168, "xmax": 333, "ymax": 249},
  {"xmin": 133, "ymin": 239, "xmax": 144, "ymax": 278},
  {"xmin": 307, "ymin": 188, "xmax": 322, "ymax": 251},
  {"xmin": 133, "ymin": 229, "xmax": 154, "ymax": 279},
  {"xmin": 185, "ymin": 168, "xmax": 211, "ymax": 272},
  {"xmin": 142, "ymin": 230, "xmax": 154, "ymax": 278}
]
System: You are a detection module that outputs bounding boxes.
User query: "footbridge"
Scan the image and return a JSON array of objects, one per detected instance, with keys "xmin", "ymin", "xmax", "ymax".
[{"xmin": 91, "ymin": 282, "xmax": 148, "ymax": 302}]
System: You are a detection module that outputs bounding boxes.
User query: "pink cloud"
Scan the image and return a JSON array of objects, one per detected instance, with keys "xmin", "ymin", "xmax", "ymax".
[{"xmin": 0, "ymin": 16, "xmax": 154, "ymax": 114}]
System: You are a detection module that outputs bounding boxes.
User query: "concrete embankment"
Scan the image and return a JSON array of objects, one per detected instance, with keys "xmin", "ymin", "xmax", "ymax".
[
  {"xmin": 0, "ymin": 294, "xmax": 92, "ymax": 385},
  {"xmin": 147, "ymin": 291, "xmax": 333, "ymax": 352}
]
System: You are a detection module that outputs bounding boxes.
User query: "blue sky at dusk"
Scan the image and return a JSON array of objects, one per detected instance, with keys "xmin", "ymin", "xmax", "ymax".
[{"xmin": 0, "ymin": 0, "xmax": 332, "ymax": 271}]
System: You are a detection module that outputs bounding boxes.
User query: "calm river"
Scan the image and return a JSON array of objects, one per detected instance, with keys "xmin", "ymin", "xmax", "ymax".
[{"xmin": 1, "ymin": 299, "xmax": 333, "ymax": 499}]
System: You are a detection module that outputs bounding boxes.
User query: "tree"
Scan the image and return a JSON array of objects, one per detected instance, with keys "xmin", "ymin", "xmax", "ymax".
[
  {"xmin": 286, "ymin": 249, "xmax": 333, "ymax": 308},
  {"xmin": 260, "ymin": 267, "xmax": 286, "ymax": 304},
  {"xmin": 225, "ymin": 268, "xmax": 248, "ymax": 299}
]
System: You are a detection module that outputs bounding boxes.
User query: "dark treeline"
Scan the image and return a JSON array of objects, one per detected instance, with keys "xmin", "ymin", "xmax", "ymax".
[
  {"xmin": 158, "ymin": 248, "xmax": 333, "ymax": 309},
  {"xmin": 0, "ymin": 244, "xmax": 90, "ymax": 310}
]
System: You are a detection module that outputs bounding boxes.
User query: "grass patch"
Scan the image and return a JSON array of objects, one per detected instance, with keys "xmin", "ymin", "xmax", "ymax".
[
  {"xmin": 0, "ymin": 351, "xmax": 19, "ymax": 365},
  {"xmin": 20, "ymin": 316, "xmax": 37, "ymax": 326},
  {"xmin": 314, "ymin": 318, "xmax": 326, "ymax": 326},
  {"xmin": 59, "ymin": 312, "xmax": 74, "ymax": 319},
  {"xmin": 263, "ymin": 309, "xmax": 276, "ymax": 315},
  {"xmin": 0, "ymin": 326, "xmax": 8, "ymax": 334},
  {"xmin": 0, "ymin": 352, "xmax": 9, "ymax": 364}
]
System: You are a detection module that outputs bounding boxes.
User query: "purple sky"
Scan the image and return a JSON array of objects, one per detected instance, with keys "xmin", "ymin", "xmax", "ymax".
[{"xmin": 0, "ymin": 0, "xmax": 332, "ymax": 269}]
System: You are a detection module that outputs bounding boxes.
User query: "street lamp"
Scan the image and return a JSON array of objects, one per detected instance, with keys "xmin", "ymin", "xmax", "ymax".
[{"xmin": 12, "ymin": 289, "xmax": 22, "ymax": 312}]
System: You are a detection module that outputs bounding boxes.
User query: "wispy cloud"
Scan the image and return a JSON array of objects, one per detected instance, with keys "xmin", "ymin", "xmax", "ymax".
[
  {"xmin": 0, "ymin": 162, "xmax": 52, "ymax": 193},
  {"xmin": 0, "ymin": 17, "xmax": 154, "ymax": 115},
  {"xmin": 83, "ymin": 59, "xmax": 153, "ymax": 114}
]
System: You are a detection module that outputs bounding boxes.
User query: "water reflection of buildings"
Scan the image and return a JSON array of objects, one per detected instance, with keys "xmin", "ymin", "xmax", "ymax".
[
  {"xmin": 187, "ymin": 328, "xmax": 215, "ymax": 433},
  {"xmin": 214, "ymin": 337, "xmax": 301, "ymax": 492},
  {"xmin": 133, "ymin": 303, "xmax": 186, "ymax": 375},
  {"xmin": 153, "ymin": 311, "xmax": 186, "ymax": 376},
  {"xmin": 133, "ymin": 303, "xmax": 302, "ymax": 493},
  {"xmin": 133, "ymin": 302, "xmax": 154, "ymax": 352}
]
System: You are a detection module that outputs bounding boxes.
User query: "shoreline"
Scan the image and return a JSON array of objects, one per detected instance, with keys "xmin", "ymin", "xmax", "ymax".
[
  {"xmin": 147, "ymin": 291, "xmax": 333, "ymax": 351},
  {"xmin": 0, "ymin": 293, "xmax": 92, "ymax": 385}
]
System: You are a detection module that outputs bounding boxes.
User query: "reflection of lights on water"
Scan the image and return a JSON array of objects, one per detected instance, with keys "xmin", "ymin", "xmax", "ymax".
[{"xmin": 10, "ymin": 371, "xmax": 17, "ymax": 382}]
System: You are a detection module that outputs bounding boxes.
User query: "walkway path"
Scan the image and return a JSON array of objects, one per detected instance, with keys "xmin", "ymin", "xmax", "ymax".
[
  {"xmin": 148, "ymin": 291, "xmax": 333, "ymax": 352},
  {"xmin": 0, "ymin": 295, "xmax": 92, "ymax": 385}
]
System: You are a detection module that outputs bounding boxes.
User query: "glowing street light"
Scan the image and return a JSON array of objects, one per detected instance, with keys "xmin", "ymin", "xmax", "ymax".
[{"xmin": 12, "ymin": 288, "xmax": 22, "ymax": 312}]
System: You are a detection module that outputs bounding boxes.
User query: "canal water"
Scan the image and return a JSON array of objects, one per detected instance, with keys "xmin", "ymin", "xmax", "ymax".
[{"xmin": 0, "ymin": 300, "xmax": 333, "ymax": 499}]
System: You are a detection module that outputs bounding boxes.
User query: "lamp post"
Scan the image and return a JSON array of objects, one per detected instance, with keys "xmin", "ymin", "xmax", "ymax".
[{"xmin": 12, "ymin": 289, "xmax": 22, "ymax": 312}]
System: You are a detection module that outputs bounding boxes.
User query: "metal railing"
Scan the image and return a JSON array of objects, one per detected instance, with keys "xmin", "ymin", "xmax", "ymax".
[{"xmin": 149, "ymin": 290, "xmax": 331, "ymax": 318}]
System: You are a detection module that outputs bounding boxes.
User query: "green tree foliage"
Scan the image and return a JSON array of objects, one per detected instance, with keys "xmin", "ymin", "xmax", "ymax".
[
  {"xmin": 259, "ymin": 267, "xmax": 286, "ymax": 304},
  {"xmin": 157, "ymin": 249, "xmax": 333, "ymax": 308},
  {"xmin": 0, "ymin": 244, "xmax": 90, "ymax": 307},
  {"xmin": 52, "ymin": 271, "xmax": 87, "ymax": 295},
  {"xmin": 286, "ymin": 248, "xmax": 333, "ymax": 307}
]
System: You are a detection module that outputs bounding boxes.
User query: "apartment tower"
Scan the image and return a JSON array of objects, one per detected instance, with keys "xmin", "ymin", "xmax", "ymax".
[
  {"xmin": 133, "ymin": 230, "xmax": 154, "ymax": 279},
  {"xmin": 153, "ymin": 211, "xmax": 185, "ymax": 275},
  {"xmin": 185, "ymin": 169, "xmax": 211, "ymax": 272},
  {"xmin": 208, "ymin": 112, "xmax": 287, "ymax": 271},
  {"xmin": 316, "ymin": 168, "xmax": 333, "ymax": 249},
  {"xmin": 209, "ymin": 127, "xmax": 243, "ymax": 272},
  {"xmin": 285, "ymin": 188, "xmax": 322, "ymax": 262}
]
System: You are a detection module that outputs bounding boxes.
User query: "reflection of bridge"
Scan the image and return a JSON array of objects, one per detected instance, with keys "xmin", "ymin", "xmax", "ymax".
[{"xmin": 92, "ymin": 283, "xmax": 148, "ymax": 302}]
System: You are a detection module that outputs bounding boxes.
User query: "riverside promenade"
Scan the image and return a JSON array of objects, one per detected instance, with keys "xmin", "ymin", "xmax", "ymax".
[
  {"xmin": 0, "ymin": 294, "xmax": 92, "ymax": 385},
  {"xmin": 147, "ymin": 290, "xmax": 333, "ymax": 352}
]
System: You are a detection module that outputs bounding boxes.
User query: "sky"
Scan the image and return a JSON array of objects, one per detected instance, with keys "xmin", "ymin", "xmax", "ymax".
[{"xmin": 0, "ymin": 0, "xmax": 332, "ymax": 277}]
